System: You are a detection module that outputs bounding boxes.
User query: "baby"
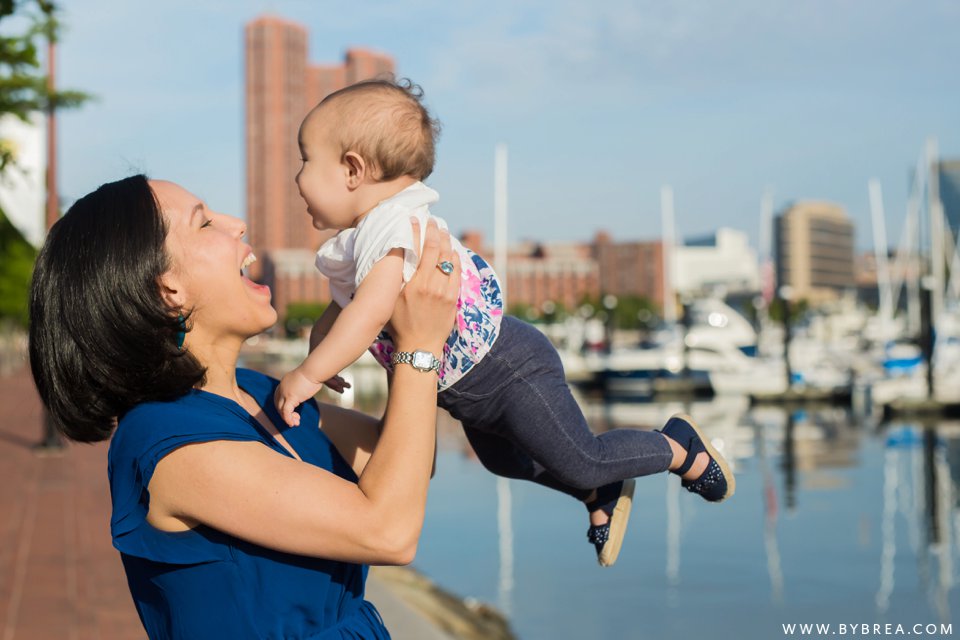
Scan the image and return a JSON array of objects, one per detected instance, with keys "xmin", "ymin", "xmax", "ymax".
[{"xmin": 275, "ymin": 78, "xmax": 734, "ymax": 567}]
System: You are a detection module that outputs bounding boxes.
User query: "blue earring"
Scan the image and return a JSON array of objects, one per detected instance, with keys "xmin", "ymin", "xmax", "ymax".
[{"xmin": 176, "ymin": 314, "xmax": 186, "ymax": 350}]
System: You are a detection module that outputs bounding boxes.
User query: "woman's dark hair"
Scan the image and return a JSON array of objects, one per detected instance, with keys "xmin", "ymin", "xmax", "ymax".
[{"xmin": 29, "ymin": 175, "xmax": 206, "ymax": 442}]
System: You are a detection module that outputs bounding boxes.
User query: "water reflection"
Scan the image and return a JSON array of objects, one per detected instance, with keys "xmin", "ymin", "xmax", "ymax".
[
  {"xmin": 876, "ymin": 421, "xmax": 958, "ymax": 623},
  {"xmin": 243, "ymin": 349, "xmax": 960, "ymax": 638},
  {"xmin": 425, "ymin": 397, "xmax": 960, "ymax": 638}
]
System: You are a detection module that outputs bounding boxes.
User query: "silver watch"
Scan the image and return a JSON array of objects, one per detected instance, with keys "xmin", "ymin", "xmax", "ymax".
[{"xmin": 391, "ymin": 350, "xmax": 441, "ymax": 374}]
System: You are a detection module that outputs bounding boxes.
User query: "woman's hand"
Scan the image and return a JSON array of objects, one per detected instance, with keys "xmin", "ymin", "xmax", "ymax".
[{"xmin": 390, "ymin": 218, "xmax": 461, "ymax": 357}]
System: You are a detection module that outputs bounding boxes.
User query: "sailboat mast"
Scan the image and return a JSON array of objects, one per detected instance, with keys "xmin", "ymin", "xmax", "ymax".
[
  {"xmin": 869, "ymin": 179, "xmax": 894, "ymax": 338},
  {"xmin": 905, "ymin": 157, "xmax": 925, "ymax": 336},
  {"xmin": 493, "ymin": 143, "xmax": 514, "ymax": 614},
  {"xmin": 661, "ymin": 185, "xmax": 677, "ymax": 326},
  {"xmin": 927, "ymin": 138, "xmax": 944, "ymax": 323},
  {"xmin": 494, "ymin": 143, "xmax": 509, "ymax": 304},
  {"xmin": 759, "ymin": 188, "xmax": 775, "ymax": 337}
]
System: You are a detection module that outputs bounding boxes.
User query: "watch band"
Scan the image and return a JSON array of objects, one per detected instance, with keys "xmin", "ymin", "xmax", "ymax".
[{"xmin": 391, "ymin": 350, "xmax": 441, "ymax": 374}]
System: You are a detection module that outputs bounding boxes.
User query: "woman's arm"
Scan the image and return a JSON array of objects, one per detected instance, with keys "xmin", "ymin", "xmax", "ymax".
[
  {"xmin": 148, "ymin": 220, "xmax": 459, "ymax": 565},
  {"xmin": 274, "ymin": 251, "xmax": 404, "ymax": 426},
  {"xmin": 313, "ymin": 401, "xmax": 382, "ymax": 477}
]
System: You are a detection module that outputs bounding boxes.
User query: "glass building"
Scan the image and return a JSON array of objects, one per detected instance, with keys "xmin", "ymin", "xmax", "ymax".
[{"xmin": 938, "ymin": 160, "xmax": 960, "ymax": 233}]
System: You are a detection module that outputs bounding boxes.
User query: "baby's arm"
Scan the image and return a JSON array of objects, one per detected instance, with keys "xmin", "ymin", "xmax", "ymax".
[
  {"xmin": 310, "ymin": 301, "xmax": 342, "ymax": 351},
  {"xmin": 274, "ymin": 250, "xmax": 405, "ymax": 426},
  {"xmin": 306, "ymin": 302, "xmax": 350, "ymax": 394}
]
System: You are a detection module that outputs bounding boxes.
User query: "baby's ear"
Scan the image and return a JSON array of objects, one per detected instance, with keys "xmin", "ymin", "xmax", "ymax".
[{"xmin": 343, "ymin": 151, "xmax": 366, "ymax": 188}]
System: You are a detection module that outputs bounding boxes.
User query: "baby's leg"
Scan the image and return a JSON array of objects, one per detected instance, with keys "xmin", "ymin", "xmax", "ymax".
[
  {"xmin": 445, "ymin": 317, "xmax": 674, "ymax": 568},
  {"xmin": 492, "ymin": 373, "xmax": 674, "ymax": 491},
  {"xmin": 444, "ymin": 317, "xmax": 674, "ymax": 491},
  {"xmin": 486, "ymin": 321, "xmax": 674, "ymax": 491},
  {"xmin": 461, "ymin": 425, "xmax": 592, "ymax": 501}
]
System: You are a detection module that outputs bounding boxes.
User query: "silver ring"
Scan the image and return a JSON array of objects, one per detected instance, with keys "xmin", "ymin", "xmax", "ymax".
[{"xmin": 437, "ymin": 260, "xmax": 454, "ymax": 276}]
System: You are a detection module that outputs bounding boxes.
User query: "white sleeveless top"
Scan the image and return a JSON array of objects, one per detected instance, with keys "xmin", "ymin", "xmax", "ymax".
[{"xmin": 315, "ymin": 182, "xmax": 503, "ymax": 390}]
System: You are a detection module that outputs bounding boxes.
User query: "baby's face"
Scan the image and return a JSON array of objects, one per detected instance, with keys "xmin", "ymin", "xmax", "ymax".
[{"xmin": 296, "ymin": 112, "xmax": 357, "ymax": 231}]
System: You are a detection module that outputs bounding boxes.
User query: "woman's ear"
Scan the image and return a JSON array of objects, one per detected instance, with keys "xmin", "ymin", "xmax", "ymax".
[
  {"xmin": 158, "ymin": 273, "xmax": 185, "ymax": 311},
  {"xmin": 343, "ymin": 151, "xmax": 366, "ymax": 189}
]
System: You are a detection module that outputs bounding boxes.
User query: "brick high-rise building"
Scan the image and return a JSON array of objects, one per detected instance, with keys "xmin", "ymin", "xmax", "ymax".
[
  {"xmin": 244, "ymin": 16, "xmax": 394, "ymax": 325},
  {"xmin": 245, "ymin": 17, "xmax": 310, "ymax": 257}
]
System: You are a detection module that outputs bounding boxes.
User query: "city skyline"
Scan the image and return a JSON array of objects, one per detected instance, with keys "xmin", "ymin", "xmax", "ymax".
[{"xmin": 47, "ymin": 1, "xmax": 960, "ymax": 252}]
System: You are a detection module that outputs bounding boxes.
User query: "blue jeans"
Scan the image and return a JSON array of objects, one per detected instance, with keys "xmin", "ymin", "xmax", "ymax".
[{"xmin": 438, "ymin": 316, "xmax": 673, "ymax": 501}]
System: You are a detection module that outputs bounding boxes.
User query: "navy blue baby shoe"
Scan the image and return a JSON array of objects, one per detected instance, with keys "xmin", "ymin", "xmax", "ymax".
[
  {"xmin": 585, "ymin": 478, "xmax": 636, "ymax": 567},
  {"xmin": 658, "ymin": 414, "xmax": 735, "ymax": 502}
]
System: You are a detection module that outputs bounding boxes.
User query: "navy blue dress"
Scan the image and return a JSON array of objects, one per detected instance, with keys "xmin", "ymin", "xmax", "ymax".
[{"xmin": 108, "ymin": 368, "xmax": 391, "ymax": 639}]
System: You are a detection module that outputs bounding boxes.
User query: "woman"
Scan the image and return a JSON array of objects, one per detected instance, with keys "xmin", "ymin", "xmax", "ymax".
[{"xmin": 28, "ymin": 175, "xmax": 461, "ymax": 638}]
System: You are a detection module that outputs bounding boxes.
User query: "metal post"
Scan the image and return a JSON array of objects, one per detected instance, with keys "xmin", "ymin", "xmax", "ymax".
[
  {"xmin": 36, "ymin": 31, "xmax": 64, "ymax": 454},
  {"xmin": 45, "ymin": 38, "xmax": 57, "ymax": 230}
]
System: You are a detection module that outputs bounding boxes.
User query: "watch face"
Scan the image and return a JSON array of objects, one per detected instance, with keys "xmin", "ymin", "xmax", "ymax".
[{"xmin": 412, "ymin": 351, "xmax": 434, "ymax": 370}]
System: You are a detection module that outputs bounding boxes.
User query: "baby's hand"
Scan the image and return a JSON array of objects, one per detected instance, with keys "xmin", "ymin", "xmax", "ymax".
[
  {"xmin": 324, "ymin": 375, "xmax": 351, "ymax": 394},
  {"xmin": 274, "ymin": 369, "xmax": 323, "ymax": 427}
]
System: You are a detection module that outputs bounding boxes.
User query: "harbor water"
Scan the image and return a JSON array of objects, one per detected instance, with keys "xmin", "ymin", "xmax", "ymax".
[{"xmin": 416, "ymin": 398, "xmax": 960, "ymax": 639}]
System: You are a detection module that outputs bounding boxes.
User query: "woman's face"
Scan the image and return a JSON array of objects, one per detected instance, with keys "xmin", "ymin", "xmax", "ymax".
[{"xmin": 151, "ymin": 180, "xmax": 277, "ymax": 346}]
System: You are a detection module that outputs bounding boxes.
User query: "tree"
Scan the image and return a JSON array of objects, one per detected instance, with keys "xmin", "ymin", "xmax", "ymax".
[
  {"xmin": 2, "ymin": 1, "xmax": 88, "ymax": 171},
  {"xmin": 611, "ymin": 295, "xmax": 658, "ymax": 330},
  {"xmin": 0, "ymin": 0, "xmax": 90, "ymax": 326},
  {"xmin": 285, "ymin": 302, "xmax": 328, "ymax": 337},
  {"xmin": 0, "ymin": 205, "xmax": 35, "ymax": 325}
]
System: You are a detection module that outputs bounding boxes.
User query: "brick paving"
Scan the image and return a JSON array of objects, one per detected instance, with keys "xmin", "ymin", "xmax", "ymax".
[{"xmin": 0, "ymin": 364, "xmax": 144, "ymax": 639}]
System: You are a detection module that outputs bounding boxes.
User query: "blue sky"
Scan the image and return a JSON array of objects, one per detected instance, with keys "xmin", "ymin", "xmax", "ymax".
[{"xmin": 54, "ymin": 1, "xmax": 960, "ymax": 251}]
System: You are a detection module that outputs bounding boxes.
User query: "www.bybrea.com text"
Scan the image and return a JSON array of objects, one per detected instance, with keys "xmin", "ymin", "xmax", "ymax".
[{"xmin": 782, "ymin": 623, "xmax": 953, "ymax": 636}]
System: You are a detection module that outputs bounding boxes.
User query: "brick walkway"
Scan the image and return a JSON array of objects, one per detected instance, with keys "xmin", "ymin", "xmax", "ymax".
[{"xmin": 0, "ymin": 365, "xmax": 144, "ymax": 639}]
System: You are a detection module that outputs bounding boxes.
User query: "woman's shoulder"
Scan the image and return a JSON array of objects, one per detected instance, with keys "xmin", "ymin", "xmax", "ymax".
[
  {"xmin": 110, "ymin": 370, "xmax": 286, "ymax": 489},
  {"xmin": 113, "ymin": 371, "xmax": 272, "ymax": 454},
  {"xmin": 118, "ymin": 389, "xmax": 234, "ymax": 436}
]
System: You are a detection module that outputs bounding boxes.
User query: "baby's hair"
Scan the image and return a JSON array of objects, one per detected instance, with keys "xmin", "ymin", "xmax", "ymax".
[{"xmin": 315, "ymin": 76, "xmax": 441, "ymax": 181}]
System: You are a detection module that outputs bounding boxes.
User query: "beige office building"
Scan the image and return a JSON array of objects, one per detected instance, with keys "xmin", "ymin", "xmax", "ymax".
[{"xmin": 774, "ymin": 201, "xmax": 855, "ymax": 305}]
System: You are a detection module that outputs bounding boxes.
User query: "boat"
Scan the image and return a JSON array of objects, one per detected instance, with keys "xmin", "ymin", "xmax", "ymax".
[{"xmin": 585, "ymin": 298, "xmax": 767, "ymax": 397}]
